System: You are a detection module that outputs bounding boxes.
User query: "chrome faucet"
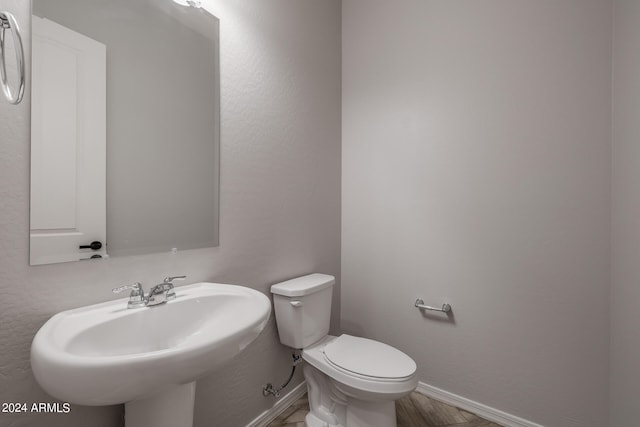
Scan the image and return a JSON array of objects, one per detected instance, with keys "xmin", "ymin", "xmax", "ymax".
[
  {"xmin": 112, "ymin": 275, "xmax": 186, "ymax": 308},
  {"xmin": 147, "ymin": 276, "xmax": 186, "ymax": 306}
]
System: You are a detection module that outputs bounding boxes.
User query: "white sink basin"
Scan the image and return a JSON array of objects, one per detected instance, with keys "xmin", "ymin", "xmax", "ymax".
[{"xmin": 31, "ymin": 282, "xmax": 271, "ymax": 426}]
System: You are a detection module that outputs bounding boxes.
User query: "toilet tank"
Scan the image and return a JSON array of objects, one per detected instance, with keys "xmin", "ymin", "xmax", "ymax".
[{"xmin": 270, "ymin": 273, "xmax": 335, "ymax": 349}]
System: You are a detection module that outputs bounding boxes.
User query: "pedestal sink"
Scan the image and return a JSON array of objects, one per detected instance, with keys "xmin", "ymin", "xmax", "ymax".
[{"xmin": 31, "ymin": 282, "xmax": 271, "ymax": 427}]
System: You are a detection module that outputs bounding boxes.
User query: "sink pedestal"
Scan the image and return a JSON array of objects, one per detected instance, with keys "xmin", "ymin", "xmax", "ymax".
[{"xmin": 125, "ymin": 382, "xmax": 196, "ymax": 427}]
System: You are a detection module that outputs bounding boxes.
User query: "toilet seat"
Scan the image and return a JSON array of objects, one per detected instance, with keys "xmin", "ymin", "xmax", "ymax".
[
  {"xmin": 323, "ymin": 334, "xmax": 416, "ymax": 380},
  {"xmin": 303, "ymin": 335, "xmax": 418, "ymax": 401}
]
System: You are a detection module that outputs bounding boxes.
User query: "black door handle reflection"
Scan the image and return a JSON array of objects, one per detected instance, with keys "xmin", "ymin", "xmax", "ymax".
[{"xmin": 79, "ymin": 241, "xmax": 102, "ymax": 250}]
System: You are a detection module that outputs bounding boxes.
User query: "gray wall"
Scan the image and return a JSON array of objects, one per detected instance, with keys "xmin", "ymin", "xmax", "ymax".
[
  {"xmin": 0, "ymin": 0, "xmax": 341, "ymax": 426},
  {"xmin": 611, "ymin": 1, "xmax": 640, "ymax": 425},
  {"xmin": 342, "ymin": 1, "xmax": 611, "ymax": 426}
]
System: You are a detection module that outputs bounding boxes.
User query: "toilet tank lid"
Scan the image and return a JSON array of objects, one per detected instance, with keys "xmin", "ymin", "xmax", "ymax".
[{"xmin": 271, "ymin": 273, "xmax": 335, "ymax": 297}]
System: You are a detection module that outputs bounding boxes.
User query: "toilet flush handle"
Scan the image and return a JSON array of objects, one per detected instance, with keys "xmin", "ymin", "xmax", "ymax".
[{"xmin": 290, "ymin": 300, "xmax": 303, "ymax": 307}]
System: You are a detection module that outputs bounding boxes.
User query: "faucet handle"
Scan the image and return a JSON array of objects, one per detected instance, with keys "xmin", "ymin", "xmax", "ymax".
[
  {"xmin": 112, "ymin": 282, "xmax": 145, "ymax": 308},
  {"xmin": 112, "ymin": 282, "xmax": 143, "ymax": 294},
  {"xmin": 159, "ymin": 276, "xmax": 185, "ymax": 302}
]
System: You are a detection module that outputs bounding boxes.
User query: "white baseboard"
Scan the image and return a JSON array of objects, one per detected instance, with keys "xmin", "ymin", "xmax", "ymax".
[
  {"xmin": 246, "ymin": 381, "xmax": 307, "ymax": 427},
  {"xmin": 416, "ymin": 382, "xmax": 544, "ymax": 427},
  {"xmin": 245, "ymin": 380, "xmax": 542, "ymax": 427}
]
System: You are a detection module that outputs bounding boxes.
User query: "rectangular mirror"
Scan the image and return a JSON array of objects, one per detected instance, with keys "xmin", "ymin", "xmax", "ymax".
[{"xmin": 29, "ymin": 0, "xmax": 220, "ymax": 265}]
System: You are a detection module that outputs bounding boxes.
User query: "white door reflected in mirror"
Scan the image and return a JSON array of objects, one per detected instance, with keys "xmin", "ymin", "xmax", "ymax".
[{"xmin": 30, "ymin": 17, "xmax": 106, "ymax": 265}]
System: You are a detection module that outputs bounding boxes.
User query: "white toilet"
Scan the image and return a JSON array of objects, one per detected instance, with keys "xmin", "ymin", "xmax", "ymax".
[{"xmin": 271, "ymin": 273, "xmax": 418, "ymax": 427}]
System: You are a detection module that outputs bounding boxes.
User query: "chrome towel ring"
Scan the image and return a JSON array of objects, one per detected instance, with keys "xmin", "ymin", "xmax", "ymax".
[{"xmin": 0, "ymin": 11, "xmax": 25, "ymax": 105}]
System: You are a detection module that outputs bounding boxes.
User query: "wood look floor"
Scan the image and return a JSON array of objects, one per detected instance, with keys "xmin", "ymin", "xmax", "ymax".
[{"xmin": 266, "ymin": 392, "xmax": 504, "ymax": 427}]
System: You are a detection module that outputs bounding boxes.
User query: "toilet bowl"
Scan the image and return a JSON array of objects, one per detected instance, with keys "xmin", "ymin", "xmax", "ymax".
[
  {"xmin": 303, "ymin": 335, "xmax": 418, "ymax": 427},
  {"xmin": 271, "ymin": 274, "xmax": 418, "ymax": 427}
]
